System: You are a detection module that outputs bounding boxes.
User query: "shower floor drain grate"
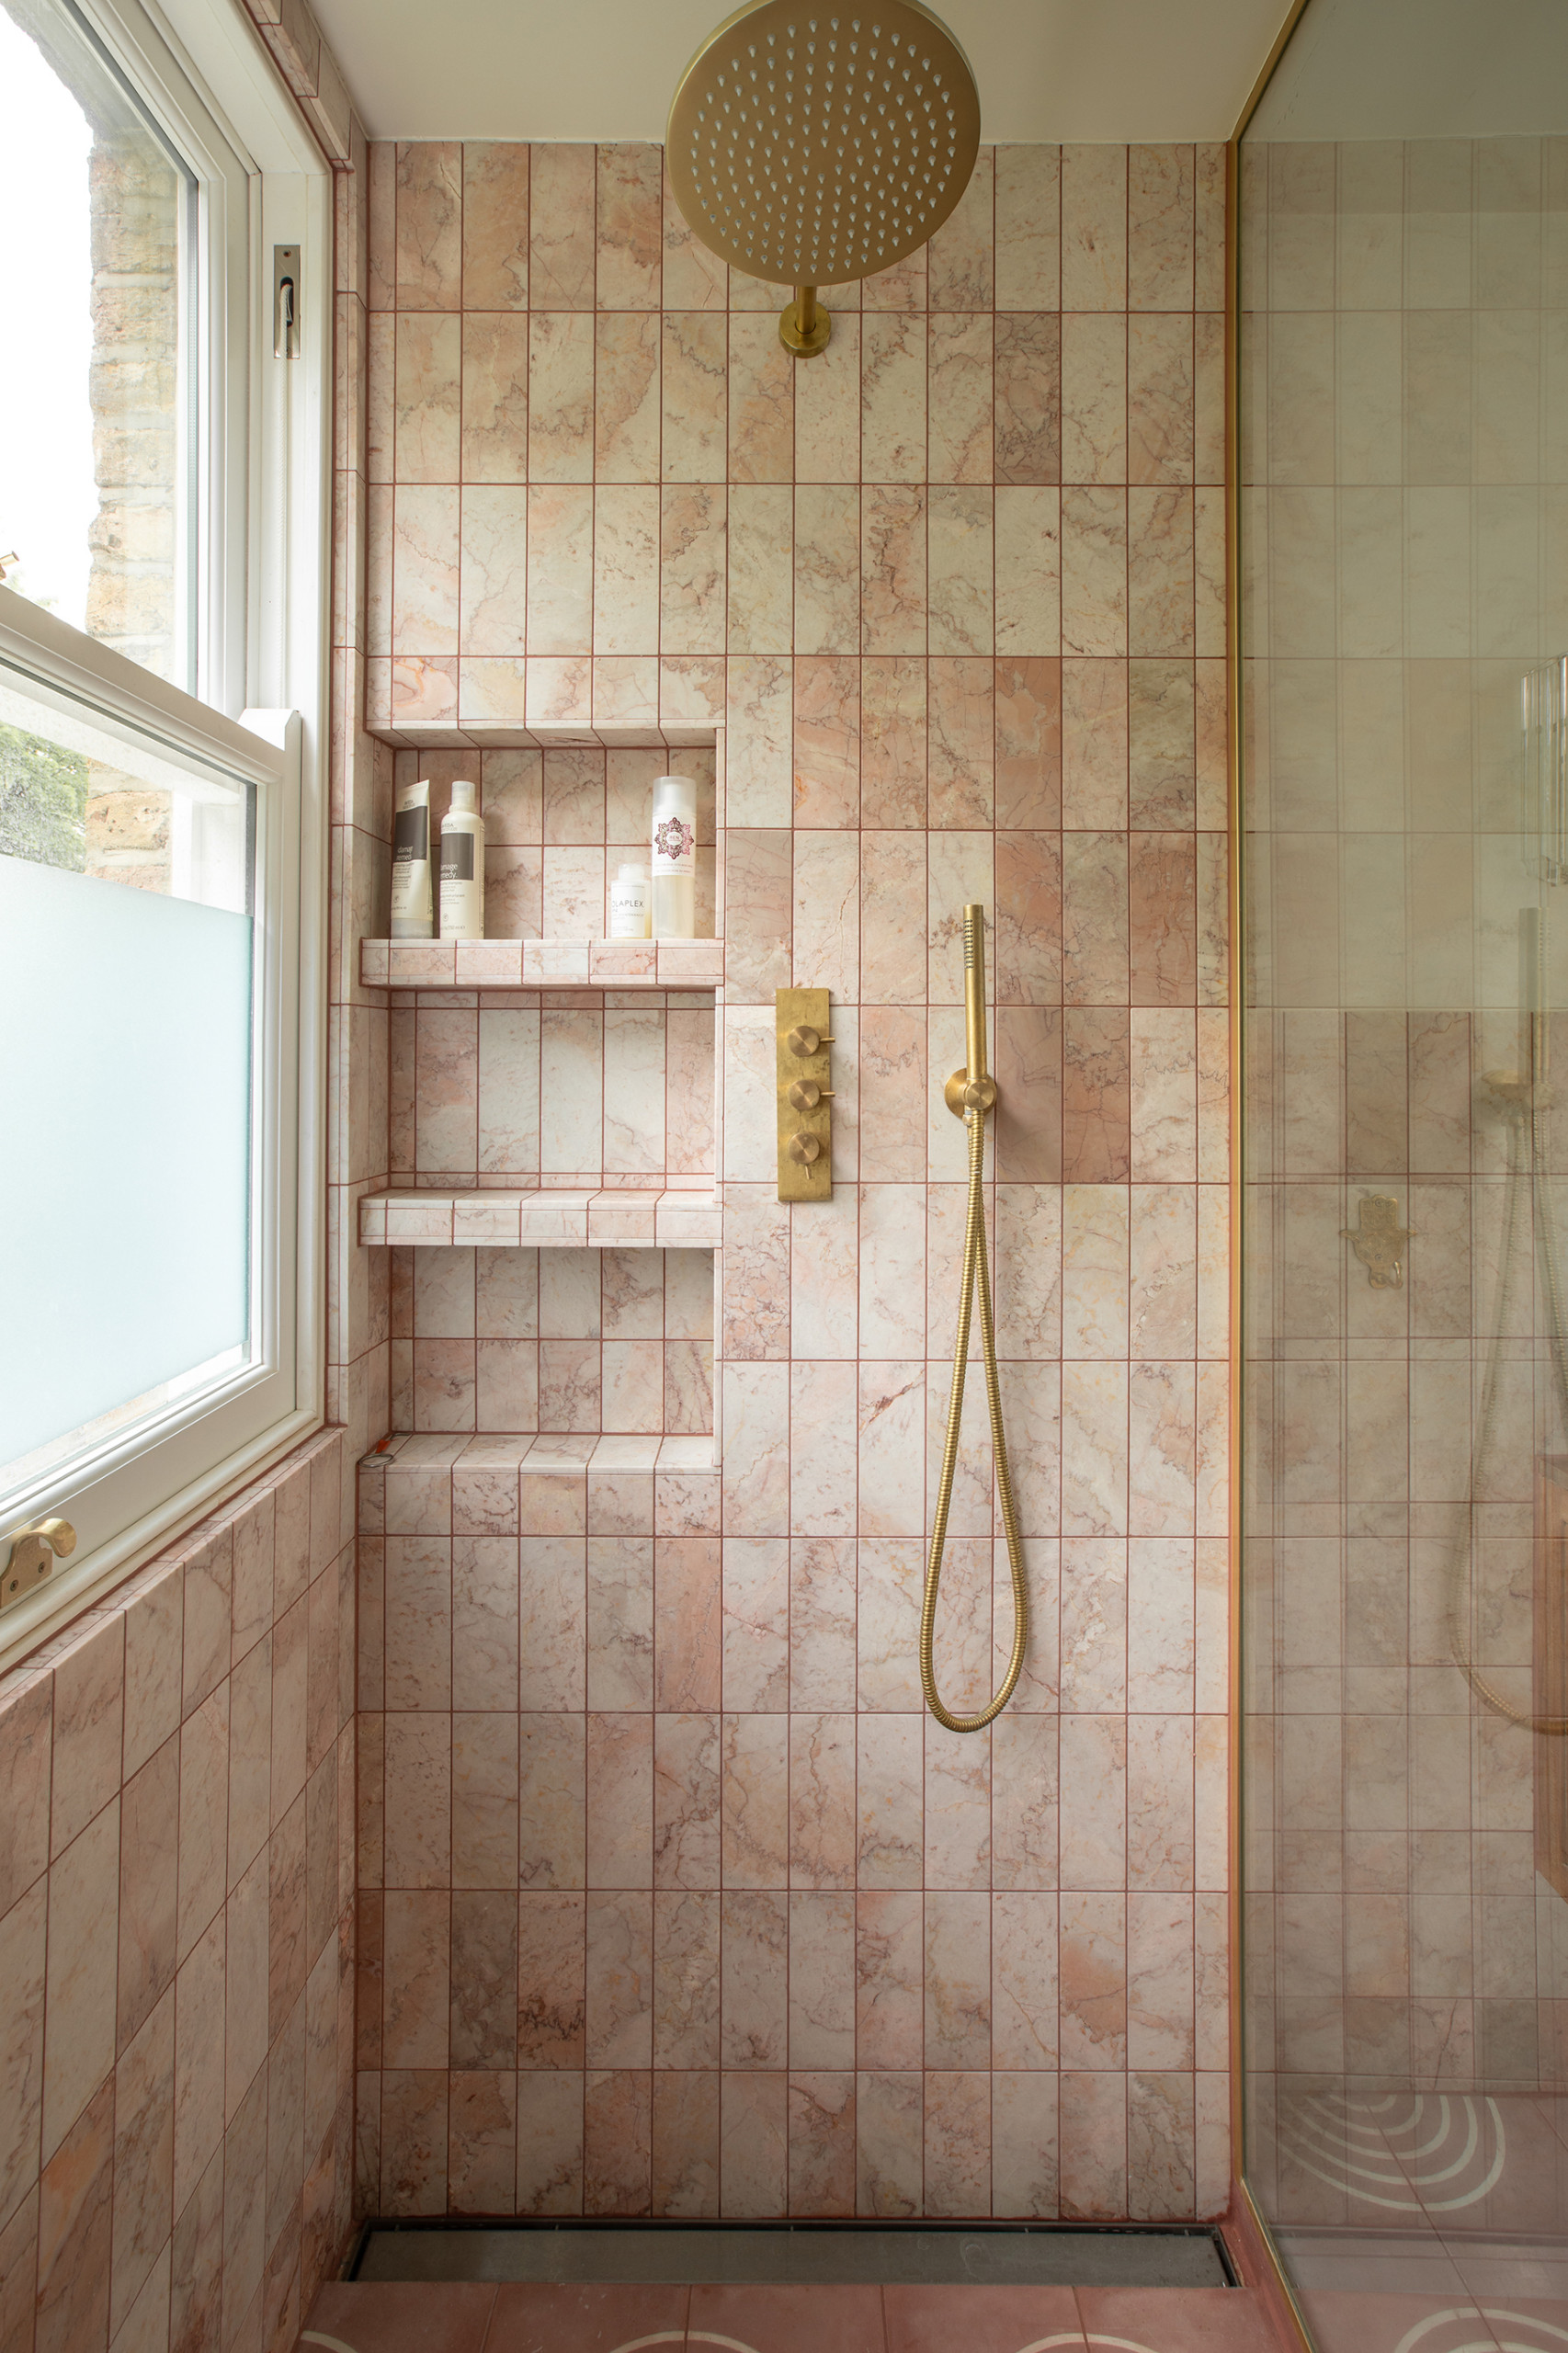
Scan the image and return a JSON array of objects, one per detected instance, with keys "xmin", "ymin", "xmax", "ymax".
[{"xmin": 351, "ymin": 2223, "xmax": 1233, "ymax": 2289}]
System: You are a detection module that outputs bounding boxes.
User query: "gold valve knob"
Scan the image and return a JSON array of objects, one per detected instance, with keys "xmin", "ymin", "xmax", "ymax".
[
  {"xmin": 787, "ymin": 1131, "xmax": 823, "ymax": 1165},
  {"xmin": 787, "ymin": 1079, "xmax": 835, "ymax": 1111},
  {"xmin": 787, "ymin": 1024, "xmax": 834, "ymax": 1056}
]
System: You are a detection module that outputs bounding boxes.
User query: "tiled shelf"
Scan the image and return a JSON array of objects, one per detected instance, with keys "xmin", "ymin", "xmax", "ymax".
[
  {"xmin": 361, "ymin": 1431, "xmax": 718, "ymax": 1478},
  {"xmin": 358, "ymin": 1188, "xmax": 720, "ymax": 1249},
  {"xmin": 360, "ymin": 937, "xmax": 723, "ymax": 991}
]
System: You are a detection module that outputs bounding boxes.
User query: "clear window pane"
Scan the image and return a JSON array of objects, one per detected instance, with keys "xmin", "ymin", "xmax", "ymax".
[
  {"xmin": 0, "ymin": 667, "xmax": 253, "ymax": 1500},
  {"xmin": 0, "ymin": 0, "xmax": 193, "ymax": 686}
]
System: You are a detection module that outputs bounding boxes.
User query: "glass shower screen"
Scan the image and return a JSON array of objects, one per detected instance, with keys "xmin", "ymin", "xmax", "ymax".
[{"xmin": 1238, "ymin": 4, "xmax": 1568, "ymax": 2347}]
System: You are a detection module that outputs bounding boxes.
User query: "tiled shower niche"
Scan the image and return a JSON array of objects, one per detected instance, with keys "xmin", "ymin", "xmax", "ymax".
[
  {"xmin": 390, "ymin": 1245, "xmax": 714, "ymax": 1436},
  {"xmin": 378, "ymin": 740, "xmax": 720, "ymax": 1442},
  {"xmin": 387, "ymin": 744, "xmax": 718, "ymax": 1194}
]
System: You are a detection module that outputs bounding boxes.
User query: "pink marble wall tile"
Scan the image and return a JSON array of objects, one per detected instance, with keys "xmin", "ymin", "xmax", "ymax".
[
  {"xmin": 662, "ymin": 313, "xmax": 728, "ymax": 479},
  {"xmin": 653, "ymin": 1711, "xmax": 720, "ymax": 1891},
  {"xmin": 51, "ymin": 1618, "xmax": 124, "ymax": 1860},
  {"xmin": 789, "ymin": 2071, "xmax": 857, "ymax": 2215},
  {"xmin": 449, "ymin": 2069, "xmax": 517, "ymax": 2211},
  {"xmin": 530, "ymin": 144, "xmax": 596, "ymax": 310},
  {"xmin": 995, "ymin": 146, "xmax": 1061, "ymax": 310},
  {"xmin": 857, "ymin": 2070, "xmax": 923, "ymax": 2216},
  {"xmin": 517, "ymin": 1892, "xmax": 585, "ymax": 2064},
  {"xmin": 395, "ymin": 313, "xmax": 460, "ymax": 482},
  {"xmin": 862, "ymin": 488, "xmax": 927, "ymax": 654},
  {"xmin": 794, "ymin": 654, "xmax": 861, "ymax": 824},
  {"xmin": 585, "ymin": 1712, "xmax": 653, "ymax": 1889},
  {"xmin": 596, "ymin": 143, "xmax": 662, "ymax": 310},
  {"xmin": 1129, "ymin": 146, "xmax": 1196, "ymax": 310},
  {"xmin": 789, "ymin": 1715, "xmax": 856, "ymax": 1892},
  {"xmin": 721, "ymin": 2070, "xmax": 788, "ymax": 2217},
  {"xmin": 653, "ymin": 2069, "xmax": 721, "ymax": 2215},
  {"xmin": 518, "ymin": 1715, "xmax": 586, "ymax": 1890},
  {"xmin": 722, "ymin": 1892, "xmax": 789, "ymax": 2070},
  {"xmin": 381, "ymin": 2067, "xmax": 449, "ymax": 2212},
  {"xmin": 517, "ymin": 2070, "xmax": 584, "ymax": 2211},
  {"xmin": 728, "ymin": 314, "xmax": 794, "ymax": 484},
  {"xmin": 1060, "ymin": 2072, "xmax": 1127, "ymax": 2219},
  {"xmin": 653, "ymin": 1888, "xmax": 721, "ymax": 2063},
  {"xmin": 924, "ymin": 2071, "xmax": 991, "ymax": 2216},
  {"xmin": 117, "ymin": 1734, "xmax": 179, "ymax": 2051},
  {"xmin": 43, "ymin": 1802, "xmax": 120, "ymax": 2162},
  {"xmin": 1062, "ymin": 146, "xmax": 1128, "ymax": 313},
  {"xmin": 5, "ymin": 1437, "xmax": 355, "ymax": 2334},
  {"xmin": 462, "ymin": 143, "xmax": 528, "ymax": 309},
  {"xmin": 662, "ymin": 483, "xmax": 727, "ymax": 654},
  {"xmin": 995, "ymin": 315, "xmax": 1061, "ymax": 483},
  {"xmin": 786, "ymin": 1891, "xmax": 855, "ymax": 2076},
  {"xmin": 929, "ymin": 149, "xmax": 995, "ymax": 310},
  {"xmin": 351, "ymin": 133, "xmax": 1234, "ymax": 2234},
  {"xmin": 396, "ymin": 142, "xmax": 462, "ymax": 312},
  {"xmin": 796, "ymin": 314, "xmax": 860, "ymax": 483}
]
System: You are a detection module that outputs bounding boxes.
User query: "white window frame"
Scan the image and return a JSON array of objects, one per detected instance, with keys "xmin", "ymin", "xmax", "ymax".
[{"xmin": 0, "ymin": 0, "xmax": 330, "ymax": 1664}]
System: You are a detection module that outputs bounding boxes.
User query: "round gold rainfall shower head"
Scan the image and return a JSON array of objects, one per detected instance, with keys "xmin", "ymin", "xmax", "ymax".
[{"xmin": 666, "ymin": 0, "xmax": 982, "ymax": 355}]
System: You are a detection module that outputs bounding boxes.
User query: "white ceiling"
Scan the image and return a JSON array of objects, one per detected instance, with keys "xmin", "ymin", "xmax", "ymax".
[{"xmin": 310, "ymin": 0, "xmax": 1293, "ymax": 144}]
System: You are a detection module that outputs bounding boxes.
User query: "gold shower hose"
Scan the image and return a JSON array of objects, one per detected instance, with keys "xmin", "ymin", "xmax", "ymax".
[{"xmin": 920, "ymin": 904, "xmax": 1029, "ymax": 1733}]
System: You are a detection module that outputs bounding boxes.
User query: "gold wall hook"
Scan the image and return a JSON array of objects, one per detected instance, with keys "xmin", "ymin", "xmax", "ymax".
[
  {"xmin": 1342, "ymin": 1193, "xmax": 1415, "ymax": 1290},
  {"xmin": 2, "ymin": 1516, "xmax": 77, "ymax": 1613}
]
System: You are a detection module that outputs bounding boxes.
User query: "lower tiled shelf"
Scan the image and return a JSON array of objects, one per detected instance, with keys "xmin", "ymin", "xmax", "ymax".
[
  {"xmin": 360, "ymin": 936, "xmax": 722, "ymax": 990},
  {"xmin": 362, "ymin": 1431, "xmax": 718, "ymax": 1476},
  {"xmin": 358, "ymin": 1188, "xmax": 720, "ymax": 1248}
]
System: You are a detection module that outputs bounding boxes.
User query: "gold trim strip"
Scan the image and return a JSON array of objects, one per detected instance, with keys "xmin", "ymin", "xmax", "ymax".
[
  {"xmin": 1225, "ymin": 121, "xmax": 1245, "ymax": 2196},
  {"xmin": 1232, "ymin": 0, "xmax": 1315, "ymax": 142},
  {"xmin": 1227, "ymin": 13, "xmax": 1328, "ymax": 2350},
  {"xmin": 1232, "ymin": 2179, "xmax": 1320, "ymax": 2353}
]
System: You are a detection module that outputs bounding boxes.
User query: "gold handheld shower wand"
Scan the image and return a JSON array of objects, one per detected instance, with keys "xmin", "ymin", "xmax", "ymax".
[{"xmin": 921, "ymin": 904, "xmax": 1028, "ymax": 1733}]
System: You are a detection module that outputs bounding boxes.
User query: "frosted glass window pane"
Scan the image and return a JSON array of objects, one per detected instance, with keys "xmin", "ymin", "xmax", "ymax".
[{"xmin": 0, "ymin": 687, "xmax": 254, "ymax": 1496}]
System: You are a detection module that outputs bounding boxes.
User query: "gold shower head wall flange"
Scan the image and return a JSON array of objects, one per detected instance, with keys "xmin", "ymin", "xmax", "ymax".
[{"xmin": 666, "ymin": 0, "xmax": 982, "ymax": 357}]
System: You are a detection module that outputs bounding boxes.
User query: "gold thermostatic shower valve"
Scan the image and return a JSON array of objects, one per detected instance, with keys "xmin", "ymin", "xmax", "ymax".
[{"xmin": 777, "ymin": 987, "xmax": 834, "ymax": 1200}]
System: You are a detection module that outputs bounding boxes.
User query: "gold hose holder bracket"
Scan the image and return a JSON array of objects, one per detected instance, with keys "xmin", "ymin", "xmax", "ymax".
[{"xmin": 922, "ymin": 904, "xmax": 1028, "ymax": 1733}]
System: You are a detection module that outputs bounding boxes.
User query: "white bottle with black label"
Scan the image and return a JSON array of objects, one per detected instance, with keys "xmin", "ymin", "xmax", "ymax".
[
  {"xmin": 390, "ymin": 777, "xmax": 434, "ymax": 938},
  {"xmin": 439, "ymin": 779, "xmax": 484, "ymax": 939},
  {"xmin": 650, "ymin": 773, "xmax": 697, "ymax": 939}
]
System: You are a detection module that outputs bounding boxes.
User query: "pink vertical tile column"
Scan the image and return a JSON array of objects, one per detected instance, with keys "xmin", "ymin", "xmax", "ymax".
[
  {"xmin": 0, "ymin": 1431, "xmax": 355, "ymax": 2353},
  {"xmin": 358, "ymin": 132, "xmax": 1232, "ymax": 2223}
]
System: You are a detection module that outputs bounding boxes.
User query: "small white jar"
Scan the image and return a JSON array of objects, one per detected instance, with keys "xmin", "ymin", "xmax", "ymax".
[{"xmin": 608, "ymin": 861, "xmax": 651, "ymax": 939}]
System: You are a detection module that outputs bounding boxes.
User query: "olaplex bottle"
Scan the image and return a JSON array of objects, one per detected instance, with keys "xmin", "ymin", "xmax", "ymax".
[
  {"xmin": 609, "ymin": 861, "xmax": 650, "ymax": 938},
  {"xmin": 649, "ymin": 773, "xmax": 697, "ymax": 939},
  {"xmin": 438, "ymin": 779, "xmax": 485, "ymax": 939},
  {"xmin": 391, "ymin": 777, "xmax": 433, "ymax": 938}
]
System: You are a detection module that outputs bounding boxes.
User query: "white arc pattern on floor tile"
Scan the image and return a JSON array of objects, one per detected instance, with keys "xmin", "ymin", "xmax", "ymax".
[
  {"xmin": 1278, "ymin": 2093, "xmax": 1506, "ymax": 2213},
  {"xmin": 1392, "ymin": 2309, "xmax": 1568, "ymax": 2353}
]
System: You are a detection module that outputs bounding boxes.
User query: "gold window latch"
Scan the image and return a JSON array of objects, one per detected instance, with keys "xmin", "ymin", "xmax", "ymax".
[{"xmin": 2, "ymin": 1518, "xmax": 77, "ymax": 1613}]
